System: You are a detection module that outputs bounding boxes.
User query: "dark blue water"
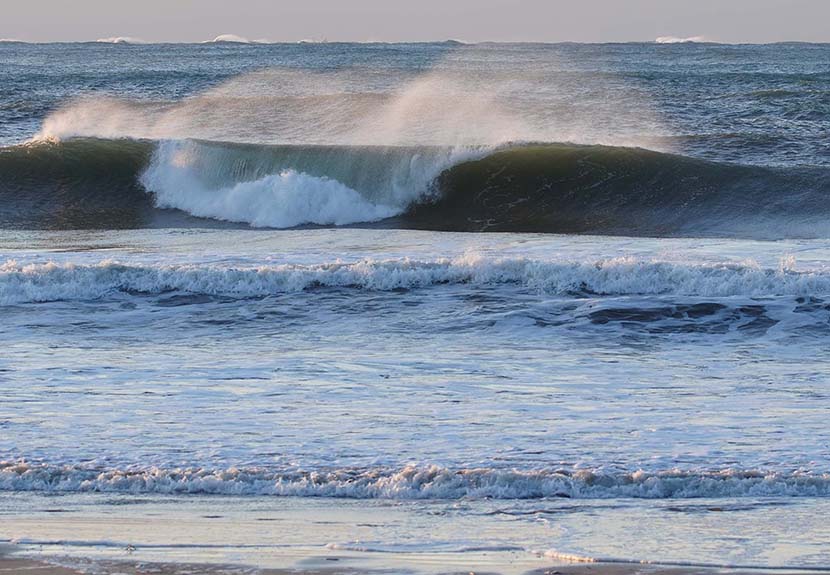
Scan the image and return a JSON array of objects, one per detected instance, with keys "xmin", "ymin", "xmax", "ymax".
[{"xmin": 2, "ymin": 41, "xmax": 829, "ymax": 165}]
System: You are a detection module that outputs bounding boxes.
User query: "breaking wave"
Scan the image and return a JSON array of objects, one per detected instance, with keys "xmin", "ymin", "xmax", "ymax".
[
  {"xmin": 2, "ymin": 461, "xmax": 829, "ymax": 499},
  {"xmin": 0, "ymin": 255, "xmax": 827, "ymax": 305},
  {"xmin": 1, "ymin": 137, "xmax": 829, "ymax": 237},
  {"xmin": 95, "ymin": 37, "xmax": 147, "ymax": 45},
  {"xmin": 655, "ymin": 36, "xmax": 708, "ymax": 44},
  {"xmin": 208, "ymin": 34, "xmax": 254, "ymax": 44},
  {"xmin": 141, "ymin": 142, "xmax": 401, "ymax": 228},
  {"xmin": 137, "ymin": 139, "xmax": 466, "ymax": 228}
]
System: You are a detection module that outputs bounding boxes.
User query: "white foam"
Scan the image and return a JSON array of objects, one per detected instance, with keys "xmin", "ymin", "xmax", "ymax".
[
  {"xmin": 136, "ymin": 139, "xmax": 473, "ymax": 224},
  {"xmin": 541, "ymin": 549, "xmax": 830, "ymax": 572},
  {"xmin": 542, "ymin": 550, "xmax": 599, "ymax": 563},
  {"xmin": 208, "ymin": 34, "xmax": 252, "ymax": 44},
  {"xmin": 1, "ymin": 461, "xmax": 829, "ymax": 499},
  {"xmin": 655, "ymin": 36, "xmax": 707, "ymax": 44},
  {"xmin": 148, "ymin": 168, "xmax": 398, "ymax": 228},
  {"xmin": 325, "ymin": 541, "xmax": 524, "ymax": 554},
  {"xmin": 139, "ymin": 142, "xmax": 400, "ymax": 228},
  {"xmin": 95, "ymin": 37, "xmax": 146, "ymax": 45},
  {"xmin": 1, "ymin": 255, "xmax": 829, "ymax": 305}
]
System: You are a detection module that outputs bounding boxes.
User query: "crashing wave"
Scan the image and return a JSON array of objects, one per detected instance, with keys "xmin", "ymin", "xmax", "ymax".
[
  {"xmin": 137, "ymin": 139, "xmax": 466, "ymax": 228},
  {"xmin": 655, "ymin": 36, "xmax": 708, "ymax": 44},
  {"xmin": 208, "ymin": 34, "xmax": 253, "ymax": 44},
  {"xmin": 95, "ymin": 37, "xmax": 147, "ymax": 45},
  {"xmin": 2, "ymin": 461, "xmax": 829, "ymax": 499},
  {"xmin": 1, "ymin": 138, "xmax": 829, "ymax": 237},
  {"xmin": 0, "ymin": 255, "xmax": 827, "ymax": 305}
]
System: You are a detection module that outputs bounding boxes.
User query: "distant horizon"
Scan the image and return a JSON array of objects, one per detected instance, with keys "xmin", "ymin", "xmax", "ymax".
[
  {"xmin": 2, "ymin": 0, "xmax": 829, "ymax": 45},
  {"xmin": 1, "ymin": 37, "xmax": 828, "ymax": 46}
]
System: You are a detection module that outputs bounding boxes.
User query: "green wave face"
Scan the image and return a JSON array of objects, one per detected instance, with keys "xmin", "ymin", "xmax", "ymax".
[
  {"xmin": 0, "ymin": 138, "xmax": 156, "ymax": 229},
  {"xmin": 410, "ymin": 144, "xmax": 830, "ymax": 237},
  {"xmin": 1, "ymin": 138, "xmax": 828, "ymax": 237}
]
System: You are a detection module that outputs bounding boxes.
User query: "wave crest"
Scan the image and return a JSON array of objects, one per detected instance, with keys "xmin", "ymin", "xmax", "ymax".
[
  {"xmin": 135, "ymin": 139, "xmax": 470, "ymax": 227},
  {"xmin": 655, "ymin": 36, "xmax": 707, "ymax": 44},
  {"xmin": 208, "ymin": 34, "xmax": 252, "ymax": 44},
  {"xmin": 95, "ymin": 37, "xmax": 147, "ymax": 45},
  {"xmin": 140, "ymin": 141, "xmax": 400, "ymax": 227},
  {"xmin": 2, "ymin": 461, "xmax": 829, "ymax": 499},
  {"xmin": 0, "ymin": 256, "xmax": 826, "ymax": 305},
  {"xmin": 2, "ymin": 138, "xmax": 830, "ymax": 236}
]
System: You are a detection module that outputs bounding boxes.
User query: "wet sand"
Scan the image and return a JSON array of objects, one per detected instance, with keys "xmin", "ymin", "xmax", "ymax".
[
  {"xmin": 0, "ymin": 555, "xmax": 339, "ymax": 575},
  {"xmin": 0, "ymin": 550, "xmax": 806, "ymax": 575}
]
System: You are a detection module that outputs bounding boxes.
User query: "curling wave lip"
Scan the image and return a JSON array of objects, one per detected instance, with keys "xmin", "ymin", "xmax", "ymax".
[{"xmin": 1, "ymin": 138, "xmax": 829, "ymax": 238}]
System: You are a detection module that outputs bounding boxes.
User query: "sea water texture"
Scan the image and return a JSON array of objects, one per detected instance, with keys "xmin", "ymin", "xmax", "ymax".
[{"xmin": 2, "ymin": 41, "xmax": 830, "ymax": 572}]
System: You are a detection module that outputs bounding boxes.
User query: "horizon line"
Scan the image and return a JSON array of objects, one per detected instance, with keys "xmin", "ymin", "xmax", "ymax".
[{"xmin": 2, "ymin": 38, "xmax": 829, "ymax": 46}]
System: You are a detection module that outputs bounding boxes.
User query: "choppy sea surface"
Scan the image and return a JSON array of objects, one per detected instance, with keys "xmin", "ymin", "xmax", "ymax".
[{"xmin": 1, "ymin": 40, "xmax": 830, "ymax": 572}]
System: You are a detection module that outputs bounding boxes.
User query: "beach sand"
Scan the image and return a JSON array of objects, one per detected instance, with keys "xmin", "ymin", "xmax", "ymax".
[{"xmin": 0, "ymin": 554, "xmax": 341, "ymax": 575}]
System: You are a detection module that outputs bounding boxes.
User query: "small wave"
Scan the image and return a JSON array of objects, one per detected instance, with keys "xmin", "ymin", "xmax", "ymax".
[
  {"xmin": 95, "ymin": 37, "xmax": 147, "ymax": 45},
  {"xmin": 655, "ymin": 36, "xmax": 708, "ymax": 44},
  {"xmin": 5, "ymin": 538, "xmax": 282, "ymax": 550},
  {"xmin": 207, "ymin": 34, "xmax": 254, "ymax": 44},
  {"xmin": 326, "ymin": 541, "xmax": 525, "ymax": 554},
  {"xmin": 2, "ymin": 461, "xmax": 830, "ymax": 499},
  {"xmin": 0, "ymin": 256, "xmax": 828, "ymax": 305}
]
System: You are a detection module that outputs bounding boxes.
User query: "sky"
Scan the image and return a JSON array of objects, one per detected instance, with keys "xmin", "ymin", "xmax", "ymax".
[{"xmin": 2, "ymin": 0, "xmax": 829, "ymax": 44}]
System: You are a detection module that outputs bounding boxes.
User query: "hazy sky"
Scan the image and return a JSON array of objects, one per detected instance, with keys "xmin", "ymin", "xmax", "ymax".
[{"xmin": 3, "ymin": 0, "xmax": 829, "ymax": 44}]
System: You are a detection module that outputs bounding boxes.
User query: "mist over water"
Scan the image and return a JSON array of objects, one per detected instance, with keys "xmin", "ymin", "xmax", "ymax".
[{"xmin": 32, "ymin": 53, "xmax": 667, "ymax": 149}]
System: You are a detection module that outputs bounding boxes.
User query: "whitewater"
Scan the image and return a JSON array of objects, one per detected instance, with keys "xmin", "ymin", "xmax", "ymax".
[{"xmin": 2, "ymin": 40, "xmax": 830, "ymax": 573}]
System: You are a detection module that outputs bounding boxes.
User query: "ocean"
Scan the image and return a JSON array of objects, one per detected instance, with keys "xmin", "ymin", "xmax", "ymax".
[{"xmin": 1, "ymin": 40, "xmax": 830, "ymax": 573}]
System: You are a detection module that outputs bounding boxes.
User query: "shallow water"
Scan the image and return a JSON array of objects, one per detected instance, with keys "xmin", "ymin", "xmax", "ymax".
[
  {"xmin": 3, "ymin": 492, "xmax": 830, "ymax": 572},
  {"xmin": 2, "ymin": 229, "xmax": 830, "ymax": 569}
]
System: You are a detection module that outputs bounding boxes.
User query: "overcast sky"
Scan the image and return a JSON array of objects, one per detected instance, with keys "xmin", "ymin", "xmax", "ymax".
[{"xmin": 3, "ymin": 0, "xmax": 829, "ymax": 44}]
